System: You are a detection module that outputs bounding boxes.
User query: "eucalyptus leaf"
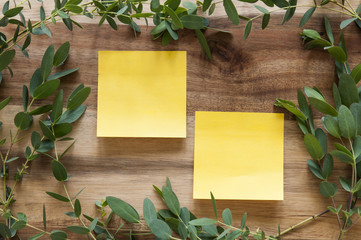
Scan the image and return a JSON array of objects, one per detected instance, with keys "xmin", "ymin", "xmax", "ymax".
[
  {"xmin": 53, "ymin": 42, "xmax": 70, "ymax": 67},
  {"xmin": 222, "ymin": 208, "xmax": 232, "ymax": 225},
  {"xmin": 304, "ymin": 133, "xmax": 323, "ymax": 161},
  {"xmin": 299, "ymin": 7, "xmax": 315, "ymax": 27},
  {"xmin": 330, "ymin": 150, "xmax": 354, "ymax": 165},
  {"xmin": 66, "ymin": 87, "xmax": 90, "ymax": 110},
  {"xmin": 41, "ymin": 45, "xmax": 55, "ymax": 81},
  {"xmin": 67, "ymin": 226, "xmax": 89, "ymax": 234},
  {"xmin": 148, "ymin": 219, "xmax": 171, "ymax": 239},
  {"xmin": 319, "ymin": 181, "xmax": 337, "ymax": 198},
  {"xmin": 143, "ymin": 198, "xmax": 157, "ymax": 225},
  {"xmin": 0, "ymin": 50, "xmax": 15, "ymax": 72},
  {"xmin": 223, "ymin": 0, "xmax": 239, "ymax": 25},
  {"xmin": 51, "ymin": 160, "xmax": 68, "ymax": 181},
  {"xmin": 106, "ymin": 196, "xmax": 140, "ymax": 223},
  {"xmin": 338, "ymin": 105, "xmax": 356, "ymax": 139},
  {"xmin": 33, "ymin": 79, "xmax": 60, "ymax": 100},
  {"xmin": 46, "ymin": 192, "xmax": 69, "ymax": 202},
  {"xmin": 307, "ymin": 159, "xmax": 324, "ymax": 180}
]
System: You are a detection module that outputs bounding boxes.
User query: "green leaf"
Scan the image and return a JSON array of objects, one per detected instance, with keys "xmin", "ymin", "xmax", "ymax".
[
  {"xmin": 0, "ymin": 223, "xmax": 11, "ymax": 238},
  {"xmin": 50, "ymin": 231, "xmax": 67, "ymax": 240},
  {"xmin": 29, "ymin": 68, "xmax": 42, "ymax": 97},
  {"xmin": 353, "ymin": 136, "xmax": 361, "ymax": 158},
  {"xmin": 324, "ymin": 16, "xmax": 334, "ymax": 44},
  {"xmin": 43, "ymin": 204, "xmax": 46, "ymax": 231},
  {"xmin": 51, "ymin": 160, "xmax": 68, "ymax": 181},
  {"xmin": 46, "ymin": 192, "xmax": 69, "ymax": 202},
  {"xmin": 106, "ymin": 196, "xmax": 140, "ymax": 223},
  {"xmin": 0, "ymin": 97, "xmax": 11, "ymax": 111},
  {"xmin": 315, "ymin": 128, "xmax": 327, "ymax": 156},
  {"xmin": 307, "ymin": 159, "xmax": 324, "ymax": 180},
  {"xmin": 330, "ymin": 150, "xmax": 354, "ymax": 165},
  {"xmin": 180, "ymin": 207, "xmax": 190, "ymax": 225},
  {"xmin": 88, "ymin": 217, "xmax": 98, "ymax": 231},
  {"xmin": 273, "ymin": 0, "xmax": 289, "ymax": 8},
  {"xmin": 353, "ymin": 178, "xmax": 361, "ymax": 193},
  {"xmin": 22, "ymin": 85, "xmax": 28, "ymax": 111},
  {"xmin": 322, "ymin": 154, "xmax": 333, "ymax": 179},
  {"xmin": 31, "ymin": 131, "xmax": 41, "ymax": 149},
  {"xmin": 340, "ymin": 18, "xmax": 357, "ymax": 29},
  {"xmin": 210, "ymin": 192, "xmax": 217, "ymax": 219},
  {"xmin": 325, "ymin": 46, "xmax": 347, "ymax": 63},
  {"xmin": 4, "ymin": 7, "xmax": 23, "ymax": 17},
  {"xmin": 53, "ymin": 123, "xmax": 72, "ymax": 138},
  {"xmin": 338, "ymin": 105, "xmax": 356, "ymax": 139},
  {"xmin": 50, "ymin": 90, "xmax": 63, "ymax": 123},
  {"xmin": 350, "ymin": 103, "xmax": 361, "ymax": 135},
  {"xmin": 65, "ymin": 4, "xmax": 83, "ymax": 13},
  {"xmin": 223, "ymin": 0, "xmax": 239, "ymax": 25},
  {"xmin": 39, "ymin": 121, "xmax": 55, "ymax": 141},
  {"xmin": 351, "ymin": 63, "xmax": 361, "ymax": 84},
  {"xmin": 275, "ymin": 99, "xmax": 306, "ymax": 120},
  {"xmin": 319, "ymin": 181, "xmax": 337, "ymax": 198},
  {"xmin": 180, "ymin": 15, "xmax": 204, "ymax": 29},
  {"xmin": 303, "ymin": 29, "xmax": 321, "ymax": 40},
  {"xmin": 339, "ymin": 177, "xmax": 351, "ymax": 191},
  {"xmin": 150, "ymin": 0, "xmax": 162, "ymax": 12},
  {"xmin": 143, "ymin": 198, "xmax": 157, "ymax": 225},
  {"xmin": 304, "ymin": 133, "xmax": 323, "ymax": 161},
  {"xmin": 29, "ymin": 105, "xmax": 53, "ymax": 115},
  {"xmin": 308, "ymin": 97, "xmax": 337, "ymax": 116},
  {"xmin": 222, "ymin": 208, "xmax": 232, "ymax": 225},
  {"xmin": 66, "ymin": 87, "xmax": 91, "ymax": 110},
  {"xmin": 74, "ymin": 199, "xmax": 81, "ymax": 217},
  {"xmin": 244, "ymin": 20, "xmax": 252, "ymax": 39},
  {"xmin": 165, "ymin": 21, "xmax": 178, "ymax": 40},
  {"xmin": 53, "ymin": 42, "xmax": 70, "ymax": 67},
  {"xmin": 322, "ymin": 115, "xmax": 341, "ymax": 138},
  {"xmin": 262, "ymin": 13, "xmax": 270, "ymax": 29},
  {"xmin": 28, "ymin": 232, "xmax": 45, "ymax": 240},
  {"xmin": 202, "ymin": 0, "xmax": 212, "ymax": 11},
  {"xmin": 14, "ymin": 112, "xmax": 30, "ymax": 130},
  {"xmin": 297, "ymin": 90, "xmax": 309, "ymax": 118},
  {"xmin": 299, "ymin": 7, "xmax": 315, "ymax": 27},
  {"xmin": 0, "ymin": 50, "xmax": 15, "ymax": 72},
  {"xmin": 333, "ymin": 83, "xmax": 341, "ymax": 110},
  {"xmin": 189, "ymin": 218, "xmax": 217, "ymax": 226},
  {"xmin": 48, "ymin": 68, "xmax": 79, "ymax": 80},
  {"xmin": 339, "ymin": 74, "xmax": 358, "ymax": 107},
  {"xmin": 11, "ymin": 220, "xmax": 26, "ymax": 230},
  {"xmin": 58, "ymin": 105, "xmax": 87, "ymax": 124},
  {"xmin": 148, "ymin": 219, "xmax": 171, "ymax": 239},
  {"xmin": 165, "ymin": 6, "xmax": 183, "ymax": 29},
  {"xmin": 254, "ymin": 5, "xmax": 268, "ymax": 14},
  {"xmin": 66, "ymin": 226, "xmax": 89, "ymax": 234},
  {"xmin": 162, "ymin": 186, "xmax": 180, "ymax": 216},
  {"xmin": 37, "ymin": 140, "xmax": 54, "ymax": 153},
  {"xmin": 33, "ymin": 79, "xmax": 60, "ymax": 100},
  {"xmin": 41, "ymin": 45, "xmax": 55, "ymax": 81},
  {"xmin": 209, "ymin": 3, "xmax": 216, "ymax": 15},
  {"xmin": 195, "ymin": 29, "xmax": 212, "ymax": 60}
]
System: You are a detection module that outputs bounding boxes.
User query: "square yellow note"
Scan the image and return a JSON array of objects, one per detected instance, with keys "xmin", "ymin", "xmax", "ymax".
[
  {"xmin": 97, "ymin": 51, "xmax": 187, "ymax": 138},
  {"xmin": 193, "ymin": 111, "xmax": 284, "ymax": 200}
]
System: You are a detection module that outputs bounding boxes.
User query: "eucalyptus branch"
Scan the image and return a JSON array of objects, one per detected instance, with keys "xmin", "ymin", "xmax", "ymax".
[
  {"xmin": 278, "ymin": 210, "xmax": 330, "ymax": 238},
  {"xmin": 63, "ymin": 182, "xmax": 97, "ymax": 240}
]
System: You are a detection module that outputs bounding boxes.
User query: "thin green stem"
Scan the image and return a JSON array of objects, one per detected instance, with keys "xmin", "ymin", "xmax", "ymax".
[
  {"xmin": 63, "ymin": 182, "xmax": 97, "ymax": 240},
  {"xmin": 278, "ymin": 209, "xmax": 330, "ymax": 237},
  {"xmin": 218, "ymin": 221, "xmax": 278, "ymax": 240},
  {"xmin": 331, "ymin": 197, "xmax": 342, "ymax": 229}
]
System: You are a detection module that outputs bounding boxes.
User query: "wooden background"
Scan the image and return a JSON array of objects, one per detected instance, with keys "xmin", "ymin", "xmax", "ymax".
[{"xmin": 1, "ymin": 1, "xmax": 361, "ymax": 239}]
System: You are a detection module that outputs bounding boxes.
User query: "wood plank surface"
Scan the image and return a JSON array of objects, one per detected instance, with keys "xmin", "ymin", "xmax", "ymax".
[{"xmin": 0, "ymin": 6, "xmax": 361, "ymax": 240}]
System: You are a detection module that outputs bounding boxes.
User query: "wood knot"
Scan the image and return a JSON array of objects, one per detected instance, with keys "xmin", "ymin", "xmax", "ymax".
[{"xmin": 206, "ymin": 32, "xmax": 251, "ymax": 75}]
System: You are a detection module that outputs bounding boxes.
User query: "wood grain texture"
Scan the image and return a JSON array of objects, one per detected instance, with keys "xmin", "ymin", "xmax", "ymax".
[{"xmin": 0, "ymin": 7, "xmax": 361, "ymax": 240}]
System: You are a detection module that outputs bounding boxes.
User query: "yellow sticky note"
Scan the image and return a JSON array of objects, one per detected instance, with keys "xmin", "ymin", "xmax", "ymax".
[
  {"xmin": 97, "ymin": 51, "xmax": 187, "ymax": 138},
  {"xmin": 193, "ymin": 111, "xmax": 284, "ymax": 200}
]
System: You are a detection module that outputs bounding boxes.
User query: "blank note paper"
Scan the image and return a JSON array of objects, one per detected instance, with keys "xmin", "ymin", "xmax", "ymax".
[
  {"xmin": 97, "ymin": 51, "xmax": 187, "ymax": 138},
  {"xmin": 193, "ymin": 111, "xmax": 284, "ymax": 200}
]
